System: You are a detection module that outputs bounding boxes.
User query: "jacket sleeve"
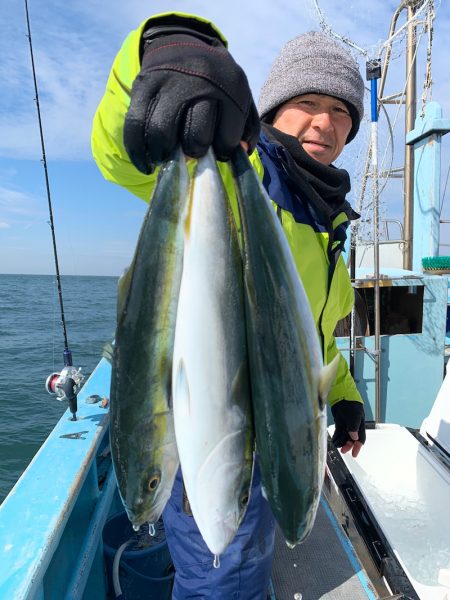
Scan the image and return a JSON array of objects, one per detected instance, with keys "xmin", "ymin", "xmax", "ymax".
[
  {"xmin": 324, "ymin": 334, "xmax": 363, "ymax": 407},
  {"xmin": 317, "ymin": 250, "xmax": 363, "ymax": 407},
  {"xmin": 91, "ymin": 12, "xmax": 228, "ymax": 202}
]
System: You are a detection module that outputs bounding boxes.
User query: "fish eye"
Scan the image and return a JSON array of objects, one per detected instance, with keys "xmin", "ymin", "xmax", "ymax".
[
  {"xmin": 240, "ymin": 492, "xmax": 249, "ymax": 507},
  {"xmin": 148, "ymin": 473, "xmax": 161, "ymax": 492}
]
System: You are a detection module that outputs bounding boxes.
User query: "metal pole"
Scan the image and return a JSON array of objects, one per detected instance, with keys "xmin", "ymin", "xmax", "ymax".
[
  {"xmin": 349, "ymin": 233, "xmax": 356, "ymax": 377},
  {"xmin": 367, "ymin": 59, "xmax": 382, "ymax": 423},
  {"xmin": 403, "ymin": 3, "xmax": 418, "ymax": 270},
  {"xmin": 358, "ymin": 4, "xmax": 403, "ymax": 210}
]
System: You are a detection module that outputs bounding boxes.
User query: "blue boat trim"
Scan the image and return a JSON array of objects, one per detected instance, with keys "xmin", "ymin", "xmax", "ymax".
[
  {"xmin": 0, "ymin": 358, "xmax": 112, "ymax": 600},
  {"xmin": 320, "ymin": 497, "xmax": 377, "ymax": 599},
  {"xmin": 65, "ymin": 465, "xmax": 116, "ymax": 600}
]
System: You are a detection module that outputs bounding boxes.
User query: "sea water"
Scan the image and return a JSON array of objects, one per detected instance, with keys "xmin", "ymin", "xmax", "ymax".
[{"xmin": 0, "ymin": 274, "xmax": 117, "ymax": 502}]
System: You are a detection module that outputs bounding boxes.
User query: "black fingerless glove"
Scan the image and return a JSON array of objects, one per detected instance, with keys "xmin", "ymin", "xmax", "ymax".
[
  {"xmin": 331, "ymin": 400, "xmax": 366, "ymax": 447},
  {"xmin": 124, "ymin": 17, "xmax": 260, "ymax": 174}
]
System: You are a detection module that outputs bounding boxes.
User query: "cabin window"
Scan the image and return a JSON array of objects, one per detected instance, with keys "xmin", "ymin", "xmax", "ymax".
[{"xmin": 335, "ymin": 285, "xmax": 424, "ymax": 337}]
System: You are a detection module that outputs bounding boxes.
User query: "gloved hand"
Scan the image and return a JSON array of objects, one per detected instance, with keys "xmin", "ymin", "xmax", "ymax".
[
  {"xmin": 124, "ymin": 30, "xmax": 260, "ymax": 174},
  {"xmin": 331, "ymin": 400, "xmax": 366, "ymax": 458}
]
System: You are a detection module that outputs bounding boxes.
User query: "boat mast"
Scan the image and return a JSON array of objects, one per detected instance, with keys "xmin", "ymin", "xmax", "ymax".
[{"xmin": 403, "ymin": 1, "xmax": 423, "ymax": 270}]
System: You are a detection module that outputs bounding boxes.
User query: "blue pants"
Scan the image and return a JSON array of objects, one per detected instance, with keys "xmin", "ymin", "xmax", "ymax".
[{"xmin": 162, "ymin": 459, "xmax": 275, "ymax": 599}]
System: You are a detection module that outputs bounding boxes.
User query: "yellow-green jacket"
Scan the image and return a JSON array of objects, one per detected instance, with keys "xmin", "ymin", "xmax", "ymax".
[{"xmin": 91, "ymin": 13, "xmax": 363, "ymax": 408}]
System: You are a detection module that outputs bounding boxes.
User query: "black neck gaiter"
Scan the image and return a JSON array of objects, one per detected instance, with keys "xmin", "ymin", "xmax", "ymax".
[{"xmin": 262, "ymin": 124, "xmax": 359, "ymax": 224}]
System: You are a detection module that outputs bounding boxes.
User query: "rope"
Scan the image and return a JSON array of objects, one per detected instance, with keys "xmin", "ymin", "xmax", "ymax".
[
  {"xmin": 420, "ymin": 1, "xmax": 435, "ymax": 116},
  {"xmin": 312, "ymin": 0, "xmax": 368, "ymax": 57},
  {"xmin": 378, "ymin": 0, "xmax": 433, "ymax": 56}
]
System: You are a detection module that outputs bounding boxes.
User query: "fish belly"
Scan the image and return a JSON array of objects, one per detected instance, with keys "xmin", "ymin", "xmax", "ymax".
[{"xmin": 172, "ymin": 151, "xmax": 253, "ymax": 556}]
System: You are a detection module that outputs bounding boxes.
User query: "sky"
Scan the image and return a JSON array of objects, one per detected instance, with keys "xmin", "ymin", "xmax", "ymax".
[{"xmin": 1, "ymin": 0, "xmax": 449, "ymax": 276}]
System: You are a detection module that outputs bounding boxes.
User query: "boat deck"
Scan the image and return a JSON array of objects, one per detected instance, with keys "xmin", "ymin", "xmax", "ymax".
[
  {"xmin": 3, "ymin": 354, "xmax": 447, "ymax": 599},
  {"xmin": 271, "ymin": 497, "xmax": 377, "ymax": 600}
]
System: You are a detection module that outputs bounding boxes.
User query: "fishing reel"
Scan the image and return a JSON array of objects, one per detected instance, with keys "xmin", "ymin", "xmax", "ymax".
[{"xmin": 45, "ymin": 366, "xmax": 84, "ymax": 421}]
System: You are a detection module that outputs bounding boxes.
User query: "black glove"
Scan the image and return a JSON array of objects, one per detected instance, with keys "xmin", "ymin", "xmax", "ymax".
[
  {"xmin": 331, "ymin": 400, "xmax": 366, "ymax": 448},
  {"xmin": 124, "ymin": 23, "xmax": 260, "ymax": 174}
]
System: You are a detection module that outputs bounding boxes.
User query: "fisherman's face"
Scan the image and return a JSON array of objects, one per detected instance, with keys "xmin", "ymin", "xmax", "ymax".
[{"xmin": 272, "ymin": 93, "xmax": 353, "ymax": 165}]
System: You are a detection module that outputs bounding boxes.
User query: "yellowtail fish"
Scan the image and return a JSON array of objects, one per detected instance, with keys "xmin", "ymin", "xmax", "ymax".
[
  {"xmin": 172, "ymin": 149, "xmax": 254, "ymax": 558},
  {"xmin": 110, "ymin": 151, "xmax": 188, "ymax": 528},
  {"xmin": 231, "ymin": 147, "xmax": 338, "ymax": 547}
]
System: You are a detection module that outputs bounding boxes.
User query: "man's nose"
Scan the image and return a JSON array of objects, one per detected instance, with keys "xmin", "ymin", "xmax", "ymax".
[{"xmin": 311, "ymin": 111, "xmax": 334, "ymax": 131}]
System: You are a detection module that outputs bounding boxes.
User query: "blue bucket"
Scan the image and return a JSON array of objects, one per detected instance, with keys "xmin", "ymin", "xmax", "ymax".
[{"xmin": 103, "ymin": 511, "xmax": 174, "ymax": 600}]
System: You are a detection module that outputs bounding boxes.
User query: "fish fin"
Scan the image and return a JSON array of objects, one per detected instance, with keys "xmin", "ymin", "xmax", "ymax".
[
  {"xmin": 117, "ymin": 265, "xmax": 133, "ymax": 319},
  {"xmin": 230, "ymin": 361, "xmax": 250, "ymax": 405},
  {"xmin": 174, "ymin": 359, "xmax": 190, "ymax": 416},
  {"xmin": 102, "ymin": 341, "xmax": 115, "ymax": 364},
  {"xmin": 318, "ymin": 355, "xmax": 340, "ymax": 404}
]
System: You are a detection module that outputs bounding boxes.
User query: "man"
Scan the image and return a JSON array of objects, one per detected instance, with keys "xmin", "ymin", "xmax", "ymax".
[{"xmin": 92, "ymin": 12, "xmax": 366, "ymax": 599}]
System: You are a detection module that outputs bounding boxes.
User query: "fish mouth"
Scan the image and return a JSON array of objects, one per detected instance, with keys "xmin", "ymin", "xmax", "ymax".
[{"xmin": 131, "ymin": 490, "xmax": 171, "ymax": 528}]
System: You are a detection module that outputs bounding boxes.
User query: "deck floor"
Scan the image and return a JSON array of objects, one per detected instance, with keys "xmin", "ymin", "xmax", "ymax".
[{"xmin": 271, "ymin": 498, "xmax": 377, "ymax": 600}]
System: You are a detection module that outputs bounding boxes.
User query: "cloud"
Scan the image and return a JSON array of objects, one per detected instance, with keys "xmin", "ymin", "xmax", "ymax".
[
  {"xmin": 0, "ymin": 0, "xmax": 449, "ymax": 165},
  {"xmin": 0, "ymin": 0, "xmax": 385, "ymax": 161},
  {"xmin": 0, "ymin": 0, "xmax": 124, "ymax": 161},
  {"xmin": 0, "ymin": 186, "xmax": 43, "ymax": 230}
]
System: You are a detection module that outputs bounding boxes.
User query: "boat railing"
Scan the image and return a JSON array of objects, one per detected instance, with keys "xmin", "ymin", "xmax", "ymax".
[{"xmin": 0, "ymin": 358, "xmax": 116, "ymax": 600}]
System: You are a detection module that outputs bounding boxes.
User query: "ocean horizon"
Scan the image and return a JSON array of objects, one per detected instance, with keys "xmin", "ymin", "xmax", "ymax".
[{"xmin": 0, "ymin": 273, "xmax": 118, "ymax": 502}]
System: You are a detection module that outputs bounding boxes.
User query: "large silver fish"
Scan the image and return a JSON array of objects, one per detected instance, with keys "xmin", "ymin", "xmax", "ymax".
[
  {"xmin": 231, "ymin": 147, "xmax": 338, "ymax": 547},
  {"xmin": 110, "ymin": 151, "xmax": 188, "ymax": 528},
  {"xmin": 172, "ymin": 149, "xmax": 254, "ymax": 558}
]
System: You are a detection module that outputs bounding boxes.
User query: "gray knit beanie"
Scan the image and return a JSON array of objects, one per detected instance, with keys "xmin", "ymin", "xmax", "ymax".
[{"xmin": 258, "ymin": 31, "xmax": 364, "ymax": 143}]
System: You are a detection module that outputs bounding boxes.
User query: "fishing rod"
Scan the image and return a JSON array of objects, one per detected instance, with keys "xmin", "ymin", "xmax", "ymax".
[{"xmin": 24, "ymin": 0, "xmax": 83, "ymax": 420}]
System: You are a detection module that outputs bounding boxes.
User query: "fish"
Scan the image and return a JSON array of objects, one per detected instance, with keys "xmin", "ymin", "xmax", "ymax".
[
  {"xmin": 231, "ymin": 146, "xmax": 338, "ymax": 547},
  {"xmin": 109, "ymin": 150, "xmax": 188, "ymax": 528},
  {"xmin": 172, "ymin": 149, "xmax": 254, "ymax": 558}
]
